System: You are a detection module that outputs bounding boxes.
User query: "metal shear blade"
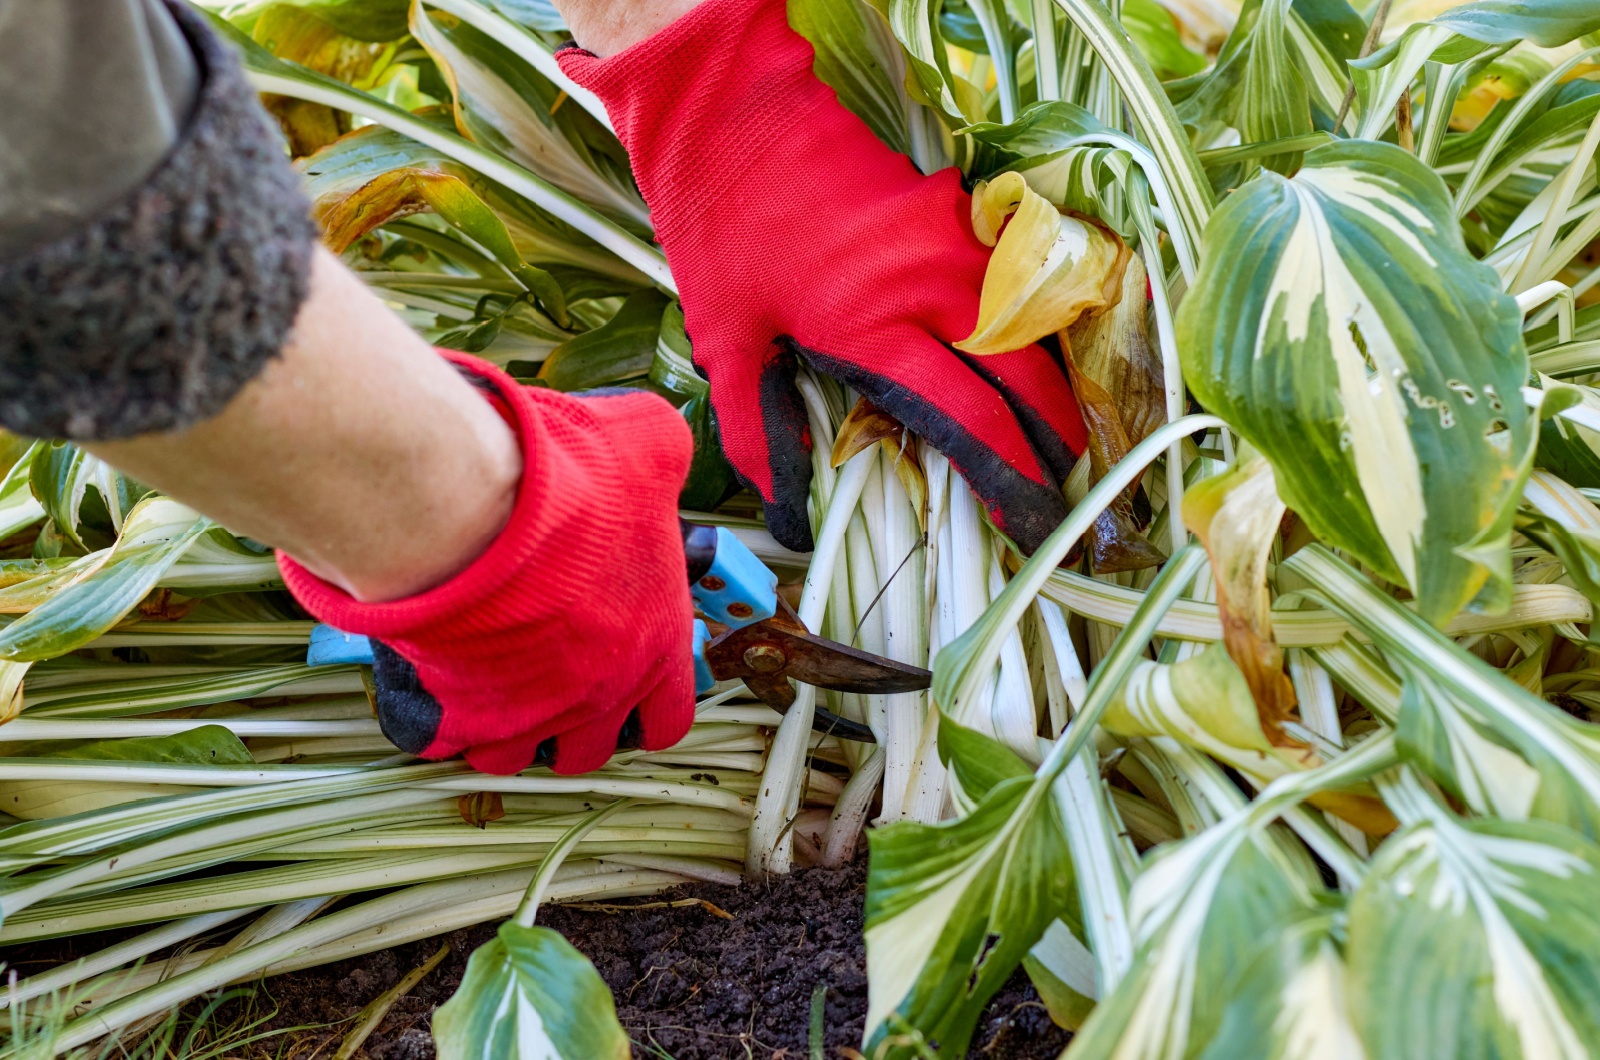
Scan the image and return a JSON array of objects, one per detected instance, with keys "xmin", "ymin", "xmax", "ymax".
[{"xmin": 702, "ymin": 598, "xmax": 931, "ymax": 742}]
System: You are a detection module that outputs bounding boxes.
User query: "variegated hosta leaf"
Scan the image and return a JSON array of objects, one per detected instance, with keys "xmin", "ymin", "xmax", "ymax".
[
  {"xmin": 160, "ymin": 529, "xmax": 284, "ymax": 595},
  {"xmin": 0, "ymin": 725, "xmax": 252, "ymax": 821},
  {"xmin": 0, "ymin": 440, "xmax": 45, "ymax": 544},
  {"xmin": 1346, "ymin": 774, "xmax": 1600, "ymax": 1059},
  {"xmin": 1178, "ymin": 141, "xmax": 1531, "ymax": 626},
  {"xmin": 1352, "ymin": 0, "xmax": 1600, "ymax": 140},
  {"xmin": 1177, "ymin": 0, "xmax": 1314, "ymax": 174},
  {"xmin": 1284, "ymin": 544, "xmax": 1600, "ymax": 839},
  {"xmin": 1106, "ymin": 643, "xmax": 1395, "ymax": 833},
  {"xmin": 30, "ymin": 443, "xmax": 153, "ymax": 551},
  {"xmin": 864, "ymin": 769, "xmax": 1075, "ymax": 1059},
  {"xmin": 432, "ymin": 921, "xmax": 630, "ymax": 1060},
  {"xmin": 0, "ymin": 498, "xmax": 211, "ymax": 663},
  {"xmin": 1182, "ymin": 449, "xmax": 1296, "ymax": 742},
  {"xmin": 1392, "ymin": 656, "xmax": 1600, "ymax": 825},
  {"xmin": 409, "ymin": 3, "xmax": 647, "ymax": 225},
  {"xmin": 887, "ymin": 0, "xmax": 983, "ymax": 125},
  {"xmin": 484, "ymin": 0, "xmax": 567, "ymax": 31},
  {"xmin": 966, "ymin": 102, "xmax": 1146, "ymax": 240},
  {"xmin": 1196, "ymin": 913, "xmax": 1366, "ymax": 1060},
  {"xmin": 789, "ymin": 0, "xmax": 912, "ymax": 155},
  {"xmin": 958, "ymin": 173, "xmax": 1126, "ymax": 354},
  {"xmin": 1065, "ymin": 821, "xmax": 1321, "ymax": 1059}
]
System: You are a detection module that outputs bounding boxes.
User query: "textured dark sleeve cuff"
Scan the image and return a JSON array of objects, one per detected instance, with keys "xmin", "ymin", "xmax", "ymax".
[{"xmin": 0, "ymin": 0, "xmax": 317, "ymax": 440}]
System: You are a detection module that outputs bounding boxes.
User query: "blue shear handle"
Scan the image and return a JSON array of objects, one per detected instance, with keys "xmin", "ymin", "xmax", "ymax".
[
  {"xmin": 690, "ymin": 527, "xmax": 778, "ymax": 630},
  {"xmin": 693, "ymin": 619, "xmax": 716, "ymax": 694},
  {"xmin": 308, "ymin": 625, "xmax": 375, "ymax": 666}
]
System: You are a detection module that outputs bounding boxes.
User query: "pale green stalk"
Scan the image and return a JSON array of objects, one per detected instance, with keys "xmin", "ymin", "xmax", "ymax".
[
  {"xmin": 516, "ymin": 799, "xmax": 636, "ymax": 925},
  {"xmin": 747, "ymin": 448, "xmax": 875, "ymax": 875}
]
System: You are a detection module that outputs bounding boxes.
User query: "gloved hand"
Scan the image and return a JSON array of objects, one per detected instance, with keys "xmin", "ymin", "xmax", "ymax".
[
  {"xmin": 279, "ymin": 353, "xmax": 697, "ymax": 775},
  {"xmin": 557, "ymin": 0, "xmax": 1088, "ymax": 554}
]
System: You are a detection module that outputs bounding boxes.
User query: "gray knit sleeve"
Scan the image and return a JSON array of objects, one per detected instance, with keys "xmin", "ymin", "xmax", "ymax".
[{"xmin": 0, "ymin": 0, "xmax": 318, "ymax": 440}]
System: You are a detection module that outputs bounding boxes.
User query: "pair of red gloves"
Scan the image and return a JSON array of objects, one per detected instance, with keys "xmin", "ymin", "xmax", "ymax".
[{"xmin": 282, "ymin": 0, "xmax": 1088, "ymax": 774}]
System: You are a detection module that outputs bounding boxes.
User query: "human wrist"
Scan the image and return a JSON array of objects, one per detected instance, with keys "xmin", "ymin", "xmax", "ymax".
[{"xmin": 555, "ymin": 0, "xmax": 705, "ymax": 57}]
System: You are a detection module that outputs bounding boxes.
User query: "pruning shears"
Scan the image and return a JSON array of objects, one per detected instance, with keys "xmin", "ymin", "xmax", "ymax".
[{"xmin": 307, "ymin": 521, "xmax": 930, "ymax": 748}]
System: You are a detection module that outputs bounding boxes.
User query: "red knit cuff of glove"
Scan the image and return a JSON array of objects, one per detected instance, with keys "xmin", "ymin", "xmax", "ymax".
[
  {"xmin": 279, "ymin": 352, "xmax": 567, "ymax": 637},
  {"xmin": 276, "ymin": 352, "xmax": 698, "ymax": 776}
]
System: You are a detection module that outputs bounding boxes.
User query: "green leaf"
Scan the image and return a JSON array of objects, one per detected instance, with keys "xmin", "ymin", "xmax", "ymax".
[
  {"xmin": 0, "ymin": 725, "xmax": 253, "ymax": 821},
  {"xmin": 1346, "ymin": 775, "xmax": 1600, "ymax": 1059},
  {"xmin": 233, "ymin": 0, "xmax": 411, "ymax": 41},
  {"xmin": 409, "ymin": 2, "xmax": 646, "ymax": 226},
  {"xmin": 863, "ymin": 774, "xmax": 1076, "ymax": 1058},
  {"xmin": 1066, "ymin": 822, "xmax": 1321, "ymax": 1058},
  {"xmin": 790, "ymin": 0, "xmax": 913, "ymax": 153},
  {"xmin": 1178, "ymin": 141, "xmax": 1532, "ymax": 626},
  {"xmin": 1122, "ymin": 0, "xmax": 1206, "ymax": 80},
  {"xmin": 432, "ymin": 921, "xmax": 629, "ymax": 1060},
  {"xmin": 1285, "ymin": 544, "xmax": 1600, "ymax": 840},
  {"xmin": 1196, "ymin": 912, "xmax": 1366, "ymax": 1060},
  {"xmin": 537, "ymin": 289, "xmax": 669, "ymax": 391},
  {"xmin": 1177, "ymin": 0, "xmax": 1314, "ymax": 174},
  {"xmin": 678, "ymin": 394, "xmax": 740, "ymax": 512},
  {"xmin": 1351, "ymin": 0, "xmax": 1600, "ymax": 140},
  {"xmin": 0, "ymin": 440, "xmax": 45, "ymax": 544},
  {"xmin": 29, "ymin": 444, "xmax": 153, "ymax": 551},
  {"xmin": 938, "ymin": 716, "xmax": 1032, "ymax": 800},
  {"xmin": 0, "ymin": 498, "xmax": 211, "ymax": 662}
]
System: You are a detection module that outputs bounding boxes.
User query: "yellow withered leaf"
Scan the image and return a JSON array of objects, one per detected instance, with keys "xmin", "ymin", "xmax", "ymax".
[
  {"xmin": 957, "ymin": 176, "xmax": 1127, "ymax": 355},
  {"xmin": 1182, "ymin": 449, "xmax": 1301, "ymax": 748}
]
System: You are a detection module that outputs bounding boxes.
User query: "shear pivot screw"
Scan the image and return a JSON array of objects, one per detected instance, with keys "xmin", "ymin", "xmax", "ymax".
[
  {"xmin": 699, "ymin": 575, "xmax": 726, "ymax": 591},
  {"xmin": 727, "ymin": 602, "xmax": 755, "ymax": 619},
  {"xmin": 743, "ymin": 645, "xmax": 786, "ymax": 673}
]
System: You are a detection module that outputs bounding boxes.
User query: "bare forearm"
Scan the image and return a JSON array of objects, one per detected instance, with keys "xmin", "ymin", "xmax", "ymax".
[
  {"xmin": 550, "ymin": 0, "xmax": 705, "ymax": 56},
  {"xmin": 88, "ymin": 248, "xmax": 521, "ymax": 604}
]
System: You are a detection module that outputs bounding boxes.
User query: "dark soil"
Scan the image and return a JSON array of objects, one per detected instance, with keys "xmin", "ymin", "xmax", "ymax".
[{"xmin": 9, "ymin": 862, "xmax": 1071, "ymax": 1059}]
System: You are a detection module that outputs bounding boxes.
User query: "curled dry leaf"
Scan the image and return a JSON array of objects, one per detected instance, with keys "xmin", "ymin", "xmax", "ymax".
[
  {"xmin": 253, "ymin": 6, "xmax": 392, "ymax": 157},
  {"xmin": 457, "ymin": 791, "xmax": 507, "ymax": 829},
  {"xmin": 957, "ymin": 173, "xmax": 1128, "ymax": 355},
  {"xmin": 1059, "ymin": 252, "xmax": 1167, "ymax": 574},
  {"xmin": 1182, "ymin": 449, "xmax": 1302, "ymax": 748},
  {"xmin": 314, "ymin": 166, "xmax": 568, "ymax": 326},
  {"xmin": 832, "ymin": 398, "xmax": 928, "ymax": 529},
  {"xmin": 1065, "ymin": 251, "xmax": 1166, "ymax": 448}
]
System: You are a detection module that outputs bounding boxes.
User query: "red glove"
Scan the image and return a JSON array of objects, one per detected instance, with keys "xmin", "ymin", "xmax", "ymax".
[
  {"xmin": 279, "ymin": 353, "xmax": 696, "ymax": 775},
  {"xmin": 557, "ymin": 0, "xmax": 1087, "ymax": 554}
]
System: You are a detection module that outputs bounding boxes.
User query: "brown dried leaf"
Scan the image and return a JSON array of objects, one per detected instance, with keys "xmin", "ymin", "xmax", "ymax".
[
  {"xmin": 137, "ymin": 589, "xmax": 199, "ymax": 623},
  {"xmin": 832, "ymin": 398, "xmax": 927, "ymax": 530},
  {"xmin": 1064, "ymin": 251, "xmax": 1167, "ymax": 447},
  {"xmin": 1061, "ymin": 340, "xmax": 1165, "ymax": 574},
  {"xmin": 831, "ymin": 397, "xmax": 905, "ymax": 468},
  {"xmin": 253, "ymin": 7, "xmax": 391, "ymax": 157},
  {"xmin": 314, "ymin": 167, "xmax": 461, "ymax": 254},
  {"xmin": 457, "ymin": 791, "xmax": 506, "ymax": 829}
]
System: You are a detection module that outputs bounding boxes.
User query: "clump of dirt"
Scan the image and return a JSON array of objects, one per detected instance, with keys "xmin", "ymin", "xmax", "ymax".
[{"xmin": 196, "ymin": 861, "xmax": 1072, "ymax": 1059}]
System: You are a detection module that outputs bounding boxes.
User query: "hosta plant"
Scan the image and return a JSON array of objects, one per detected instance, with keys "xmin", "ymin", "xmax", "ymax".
[{"xmin": 4, "ymin": 0, "xmax": 1600, "ymax": 1057}]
